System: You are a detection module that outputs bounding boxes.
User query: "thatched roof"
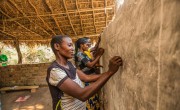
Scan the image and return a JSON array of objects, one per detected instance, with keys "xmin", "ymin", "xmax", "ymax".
[{"xmin": 0, "ymin": 0, "xmax": 115, "ymax": 44}]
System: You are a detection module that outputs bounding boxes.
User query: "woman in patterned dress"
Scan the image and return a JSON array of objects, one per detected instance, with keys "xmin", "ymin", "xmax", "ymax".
[{"xmin": 74, "ymin": 38, "xmax": 104, "ymax": 110}]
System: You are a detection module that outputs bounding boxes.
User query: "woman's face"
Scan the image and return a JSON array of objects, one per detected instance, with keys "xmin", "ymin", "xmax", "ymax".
[
  {"xmin": 58, "ymin": 37, "xmax": 74, "ymax": 59},
  {"xmin": 81, "ymin": 43, "xmax": 89, "ymax": 51},
  {"xmin": 87, "ymin": 39, "xmax": 92, "ymax": 48}
]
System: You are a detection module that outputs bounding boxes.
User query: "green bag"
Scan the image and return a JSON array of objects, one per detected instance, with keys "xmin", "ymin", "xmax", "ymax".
[{"xmin": 0, "ymin": 54, "xmax": 8, "ymax": 66}]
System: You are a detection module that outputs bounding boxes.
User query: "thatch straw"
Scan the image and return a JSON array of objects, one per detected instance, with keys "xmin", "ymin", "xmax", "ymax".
[{"xmin": 0, "ymin": 0, "xmax": 114, "ymax": 45}]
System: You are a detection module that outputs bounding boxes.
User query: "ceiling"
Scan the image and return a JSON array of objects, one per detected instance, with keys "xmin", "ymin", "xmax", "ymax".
[{"xmin": 0, "ymin": 0, "xmax": 115, "ymax": 43}]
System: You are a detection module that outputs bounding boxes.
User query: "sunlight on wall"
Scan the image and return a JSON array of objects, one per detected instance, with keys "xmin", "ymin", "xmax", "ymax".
[{"xmin": 116, "ymin": 0, "xmax": 124, "ymax": 10}]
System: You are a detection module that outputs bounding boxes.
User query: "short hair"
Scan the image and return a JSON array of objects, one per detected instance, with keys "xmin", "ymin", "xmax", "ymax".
[{"xmin": 50, "ymin": 35, "xmax": 69, "ymax": 54}]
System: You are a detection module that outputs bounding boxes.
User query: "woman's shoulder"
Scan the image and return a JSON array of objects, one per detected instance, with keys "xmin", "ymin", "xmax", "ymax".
[
  {"xmin": 76, "ymin": 51, "xmax": 85, "ymax": 57},
  {"xmin": 67, "ymin": 60, "xmax": 76, "ymax": 67}
]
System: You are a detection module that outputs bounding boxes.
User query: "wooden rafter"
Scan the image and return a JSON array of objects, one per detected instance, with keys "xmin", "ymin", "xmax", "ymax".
[
  {"xmin": 91, "ymin": 0, "xmax": 97, "ymax": 33},
  {"xmin": 0, "ymin": 0, "xmax": 115, "ymax": 42},
  {"xmin": 0, "ymin": 10, "xmax": 43, "ymax": 38},
  {"xmin": 62, "ymin": 0, "xmax": 77, "ymax": 35},
  {"xmin": 27, "ymin": 0, "xmax": 56, "ymax": 35},
  {"xmin": 7, "ymin": 0, "xmax": 51, "ymax": 36},
  {"xmin": 68, "ymin": 6, "xmax": 114, "ymax": 12},
  {"xmin": 2, "ymin": 20, "xmax": 5, "ymax": 31},
  {"xmin": 75, "ymin": 0, "xmax": 84, "ymax": 35},
  {"xmin": 71, "ymin": 34, "xmax": 100, "ymax": 39},
  {"xmin": 58, "ymin": 24, "xmax": 106, "ymax": 27},
  {"xmin": 1, "ymin": 33, "xmax": 100, "ymax": 41},
  {"xmin": 2, "ymin": 7, "xmax": 114, "ymax": 21},
  {"xmin": 5, "ymin": 1, "xmax": 16, "ymax": 14},
  {"xmin": 105, "ymin": 0, "xmax": 107, "ymax": 27},
  {"xmin": 0, "ymin": 30, "xmax": 16, "ymax": 39},
  {"xmin": 45, "ymin": 0, "xmax": 64, "ymax": 35},
  {"xmin": 0, "ymin": 39, "xmax": 51, "ymax": 42}
]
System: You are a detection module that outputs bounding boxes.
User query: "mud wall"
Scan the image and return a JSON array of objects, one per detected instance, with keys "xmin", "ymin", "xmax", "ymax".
[
  {"xmin": 101, "ymin": 0, "xmax": 180, "ymax": 110},
  {"xmin": 0, "ymin": 63, "xmax": 50, "ymax": 87}
]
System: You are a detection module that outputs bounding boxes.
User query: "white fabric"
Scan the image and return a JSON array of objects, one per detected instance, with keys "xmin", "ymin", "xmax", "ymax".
[{"xmin": 49, "ymin": 68, "xmax": 86, "ymax": 110}]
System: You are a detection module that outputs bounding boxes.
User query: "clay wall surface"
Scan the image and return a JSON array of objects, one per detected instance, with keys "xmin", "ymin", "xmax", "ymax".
[{"xmin": 101, "ymin": 0, "xmax": 180, "ymax": 110}]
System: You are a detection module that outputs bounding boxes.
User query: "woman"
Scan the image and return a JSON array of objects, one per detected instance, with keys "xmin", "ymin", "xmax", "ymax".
[
  {"xmin": 84, "ymin": 34, "xmax": 101, "ymax": 60},
  {"xmin": 74, "ymin": 38, "xmax": 104, "ymax": 75},
  {"xmin": 83, "ymin": 36, "xmax": 103, "ymax": 68},
  {"xmin": 74, "ymin": 38, "xmax": 104, "ymax": 110},
  {"xmin": 46, "ymin": 35, "xmax": 123, "ymax": 110}
]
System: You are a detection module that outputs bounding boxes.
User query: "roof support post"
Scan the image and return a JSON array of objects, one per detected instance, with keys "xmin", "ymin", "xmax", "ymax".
[{"xmin": 0, "ymin": 30, "xmax": 22, "ymax": 64}]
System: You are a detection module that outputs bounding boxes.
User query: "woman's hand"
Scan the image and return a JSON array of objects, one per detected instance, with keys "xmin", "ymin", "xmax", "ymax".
[
  {"xmin": 95, "ymin": 48, "xmax": 104, "ymax": 56},
  {"xmin": 107, "ymin": 56, "xmax": 123, "ymax": 74}
]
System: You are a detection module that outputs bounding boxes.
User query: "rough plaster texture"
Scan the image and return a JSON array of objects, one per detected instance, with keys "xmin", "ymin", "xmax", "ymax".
[{"xmin": 101, "ymin": 0, "xmax": 180, "ymax": 110}]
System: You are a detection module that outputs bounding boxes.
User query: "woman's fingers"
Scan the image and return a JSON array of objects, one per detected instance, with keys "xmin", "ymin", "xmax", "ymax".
[{"xmin": 111, "ymin": 56, "xmax": 123, "ymax": 66}]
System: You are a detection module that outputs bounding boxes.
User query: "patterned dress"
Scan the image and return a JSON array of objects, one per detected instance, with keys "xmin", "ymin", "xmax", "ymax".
[{"xmin": 75, "ymin": 51, "xmax": 100, "ymax": 110}]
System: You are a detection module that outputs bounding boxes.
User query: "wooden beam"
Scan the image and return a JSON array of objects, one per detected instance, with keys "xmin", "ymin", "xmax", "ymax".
[
  {"xmin": 0, "ymin": 10, "xmax": 43, "ymax": 38},
  {"xmin": 71, "ymin": 34, "xmax": 100, "ymax": 39},
  {"xmin": 2, "ymin": 7, "xmax": 114, "ymax": 21},
  {"xmin": 92, "ymin": 0, "xmax": 97, "ymax": 33},
  {"xmin": 0, "ymin": 33, "xmax": 100, "ymax": 40},
  {"xmin": 20, "ymin": 17, "xmax": 109, "ymax": 25},
  {"xmin": 68, "ymin": 6, "xmax": 114, "ymax": 13},
  {"xmin": 45, "ymin": 0, "xmax": 64, "ymax": 35},
  {"xmin": 5, "ymin": 1, "xmax": 16, "ymax": 14},
  {"xmin": 0, "ymin": 30, "xmax": 16, "ymax": 39},
  {"xmin": 59, "ymin": 24, "xmax": 106, "ymax": 27},
  {"xmin": 0, "ymin": 86, "xmax": 39, "ymax": 93},
  {"xmin": 0, "ymin": 39, "xmax": 51, "ymax": 42},
  {"xmin": 62, "ymin": 0, "xmax": 77, "ymax": 35},
  {"xmin": 3, "ymin": 20, "xmax": 5, "ymax": 31},
  {"xmin": 105, "ymin": 0, "xmax": 107, "ymax": 27},
  {"xmin": 75, "ymin": 0, "xmax": 84, "ymax": 35},
  {"xmin": 14, "ymin": 39, "xmax": 22, "ymax": 64},
  {"xmin": 27, "ymin": 0, "xmax": 56, "ymax": 35},
  {"xmin": 0, "ymin": 30, "xmax": 22, "ymax": 64},
  {"xmin": 7, "ymin": 0, "xmax": 51, "ymax": 36},
  {"xmin": 27, "ymin": 19, "xmax": 111, "ymax": 26},
  {"xmin": 76, "ymin": 1, "xmax": 105, "ymax": 4}
]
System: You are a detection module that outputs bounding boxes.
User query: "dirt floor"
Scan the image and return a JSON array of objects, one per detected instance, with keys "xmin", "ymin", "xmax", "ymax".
[{"xmin": 0, "ymin": 86, "xmax": 52, "ymax": 110}]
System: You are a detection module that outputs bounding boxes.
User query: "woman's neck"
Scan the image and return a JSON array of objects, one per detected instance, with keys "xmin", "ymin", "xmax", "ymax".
[
  {"xmin": 79, "ymin": 48, "xmax": 84, "ymax": 52},
  {"xmin": 55, "ymin": 53, "xmax": 69, "ymax": 68}
]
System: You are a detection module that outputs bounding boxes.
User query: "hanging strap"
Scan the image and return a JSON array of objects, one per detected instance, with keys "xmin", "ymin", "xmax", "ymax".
[{"xmin": 55, "ymin": 99, "xmax": 63, "ymax": 110}]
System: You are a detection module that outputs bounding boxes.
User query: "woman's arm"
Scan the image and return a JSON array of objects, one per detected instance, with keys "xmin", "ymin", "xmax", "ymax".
[
  {"xmin": 90, "ymin": 34, "xmax": 101, "ymax": 52},
  {"xmin": 85, "ymin": 48, "xmax": 104, "ymax": 68},
  {"xmin": 58, "ymin": 71, "xmax": 111, "ymax": 101},
  {"xmin": 86, "ymin": 55, "xmax": 101, "ymax": 68},
  {"xmin": 58, "ymin": 56, "xmax": 123, "ymax": 102},
  {"xmin": 76, "ymin": 69, "xmax": 101, "ymax": 82}
]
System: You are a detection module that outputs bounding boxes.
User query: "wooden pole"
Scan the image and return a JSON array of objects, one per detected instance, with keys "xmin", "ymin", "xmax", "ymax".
[{"xmin": 0, "ymin": 30, "xmax": 22, "ymax": 64}]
